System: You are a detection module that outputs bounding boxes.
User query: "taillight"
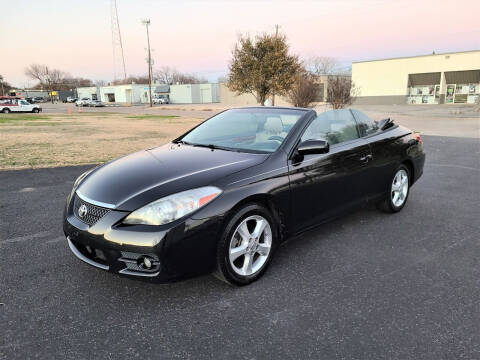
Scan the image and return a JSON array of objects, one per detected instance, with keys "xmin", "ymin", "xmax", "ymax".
[{"xmin": 413, "ymin": 133, "xmax": 422, "ymax": 143}]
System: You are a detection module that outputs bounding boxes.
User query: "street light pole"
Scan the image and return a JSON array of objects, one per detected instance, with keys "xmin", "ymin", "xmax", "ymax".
[{"xmin": 142, "ymin": 19, "xmax": 153, "ymax": 107}]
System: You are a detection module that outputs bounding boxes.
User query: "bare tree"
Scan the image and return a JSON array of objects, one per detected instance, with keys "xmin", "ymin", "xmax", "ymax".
[
  {"xmin": 326, "ymin": 76, "xmax": 358, "ymax": 109},
  {"xmin": 113, "ymin": 75, "xmax": 149, "ymax": 85},
  {"xmin": 25, "ymin": 64, "xmax": 68, "ymax": 102},
  {"xmin": 154, "ymin": 67, "xmax": 206, "ymax": 84},
  {"xmin": 174, "ymin": 72, "xmax": 207, "ymax": 84},
  {"xmin": 287, "ymin": 71, "xmax": 319, "ymax": 108},
  {"xmin": 154, "ymin": 66, "xmax": 177, "ymax": 84},
  {"xmin": 307, "ymin": 56, "xmax": 340, "ymax": 75},
  {"xmin": 0, "ymin": 75, "xmax": 12, "ymax": 96}
]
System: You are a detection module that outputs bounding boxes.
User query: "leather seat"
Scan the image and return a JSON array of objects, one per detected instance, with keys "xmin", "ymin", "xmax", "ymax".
[{"xmin": 255, "ymin": 117, "xmax": 285, "ymax": 143}]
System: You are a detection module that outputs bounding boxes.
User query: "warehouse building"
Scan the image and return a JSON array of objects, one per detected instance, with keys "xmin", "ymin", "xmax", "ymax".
[
  {"xmin": 352, "ymin": 50, "xmax": 480, "ymax": 104},
  {"xmin": 76, "ymin": 83, "xmax": 220, "ymax": 104},
  {"xmin": 219, "ymin": 75, "xmax": 343, "ymax": 106}
]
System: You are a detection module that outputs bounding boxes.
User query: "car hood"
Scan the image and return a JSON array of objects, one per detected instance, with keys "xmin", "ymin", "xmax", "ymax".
[{"xmin": 77, "ymin": 143, "xmax": 268, "ymax": 211}]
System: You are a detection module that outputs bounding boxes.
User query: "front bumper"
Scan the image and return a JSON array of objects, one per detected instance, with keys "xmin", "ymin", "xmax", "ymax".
[{"xmin": 63, "ymin": 193, "xmax": 224, "ymax": 282}]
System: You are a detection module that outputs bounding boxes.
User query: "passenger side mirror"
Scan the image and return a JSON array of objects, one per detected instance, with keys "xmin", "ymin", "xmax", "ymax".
[{"xmin": 297, "ymin": 139, "xmax": 329, "ymax": 155}]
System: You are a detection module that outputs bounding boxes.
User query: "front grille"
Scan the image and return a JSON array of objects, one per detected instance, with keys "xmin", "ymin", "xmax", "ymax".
[{"xmin": 73, "ymin": 194, "xmax": 110, "ymax": 226}]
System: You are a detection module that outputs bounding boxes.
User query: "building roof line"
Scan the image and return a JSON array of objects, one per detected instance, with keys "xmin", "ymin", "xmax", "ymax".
[{"xmin": 352, "ymin": 50, "xmax": 480, "ymax": 64}]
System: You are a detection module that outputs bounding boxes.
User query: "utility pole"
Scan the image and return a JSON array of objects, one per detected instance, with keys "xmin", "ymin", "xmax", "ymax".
[
  {"xmin": 0, "ymin": 75, "xmax": 4, "ymax": 96},
  {"xmin": 142, "ymin": 19, "xmax": 153, "ymax": 107}
]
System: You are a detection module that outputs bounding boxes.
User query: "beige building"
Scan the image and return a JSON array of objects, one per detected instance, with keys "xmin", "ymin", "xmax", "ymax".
[
  {"xmin": 352, "ymin": 50, "xmax": 480, "ymax": 104},
  {"xmin": 219, "ymin": 75, "xmax": 344, "ymax": 106}
]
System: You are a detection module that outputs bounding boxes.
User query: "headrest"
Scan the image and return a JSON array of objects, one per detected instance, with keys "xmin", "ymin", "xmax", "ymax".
[{"xmin": 264, "ymin": 117, "xmax": 283, "ymax": 134}]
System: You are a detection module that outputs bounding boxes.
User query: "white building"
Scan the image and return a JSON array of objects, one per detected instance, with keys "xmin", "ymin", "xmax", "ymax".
[
  {"xmin": 76, "ymin": 83, "xmax": 220, "ymax": 104},
  {"xmin": 77, "ymin": 86, "xmax": 100, "ymax": 100},
  {"xmin": 169, "ymin": 83, "xmax": 220, "ymax": 104}
]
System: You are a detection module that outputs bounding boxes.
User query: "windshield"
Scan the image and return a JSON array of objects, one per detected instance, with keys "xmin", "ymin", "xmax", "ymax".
[{"xmin": 180, "ymin": 108, "xmax": 305, "ymax": 153}]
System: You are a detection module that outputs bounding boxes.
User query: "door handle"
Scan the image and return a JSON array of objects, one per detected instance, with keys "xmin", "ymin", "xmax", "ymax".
[{"xmin": 359, "ymin": 154, "xmax": 373, "ymax": 162}]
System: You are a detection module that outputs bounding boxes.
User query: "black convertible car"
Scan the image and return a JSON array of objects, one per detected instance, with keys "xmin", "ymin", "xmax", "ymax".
[{"xmin": 63, "ymin": 107, "xmax": 425, "ymax": 285}]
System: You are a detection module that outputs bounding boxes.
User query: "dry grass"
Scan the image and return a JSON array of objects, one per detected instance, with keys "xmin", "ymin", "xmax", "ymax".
[{"xmin": 0, "ymin": 113, "xmax": 202, "ymax": 169}]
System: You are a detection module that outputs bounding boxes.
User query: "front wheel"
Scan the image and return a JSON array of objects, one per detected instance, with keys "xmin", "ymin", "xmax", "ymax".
[
  {"xmin": 32, "ymin": 108, "xmax": 39, "ymax": 113},
  {"xmin": 377, "ymin": 165, "xmax": 410, "ymax": 213},
  {"xmin": 215, "ymin": 204, "xmax": 277, "ymax": 286}
]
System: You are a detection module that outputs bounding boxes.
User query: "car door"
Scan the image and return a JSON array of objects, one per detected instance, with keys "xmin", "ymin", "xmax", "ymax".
[
  {"xmin": 10, "ymin": 100, "xmax": 22, "ymax": 112},
  {"xmin": 19, "ymin": 100, "xmax": 33, "ymax": 112},
  {"xmin": 287, "ymin": 109, "xmax": 373, "ymax": 233},
  {"xmin": 351, "ymin": 109, "xmax": 398, "ymax": 198}
]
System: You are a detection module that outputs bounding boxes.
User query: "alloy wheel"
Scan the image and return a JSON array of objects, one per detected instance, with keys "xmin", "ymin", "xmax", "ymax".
[{"xmin": 229, "ymin": 215, "xmax": 272, "ymax": 276}]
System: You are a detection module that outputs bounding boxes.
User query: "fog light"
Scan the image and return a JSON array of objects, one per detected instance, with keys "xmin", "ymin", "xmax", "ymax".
[{"xmin": 142, "ymin": 257, "xmax": 152, "ymax": 269}]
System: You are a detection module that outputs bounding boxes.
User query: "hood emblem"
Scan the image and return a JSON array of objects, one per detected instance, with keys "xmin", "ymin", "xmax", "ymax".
[{"xmin": 78, "ymin": 204, "xmax": 88, "ymax": 218}]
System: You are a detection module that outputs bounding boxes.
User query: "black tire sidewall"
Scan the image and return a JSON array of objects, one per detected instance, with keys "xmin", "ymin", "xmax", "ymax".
[
  {"xmin": 388, "ymin": 165, "xmax": 410, "ymax": 212},
  {"xmin": 217, "ymin": 203, "xmax": 278, "ymax": 285}
]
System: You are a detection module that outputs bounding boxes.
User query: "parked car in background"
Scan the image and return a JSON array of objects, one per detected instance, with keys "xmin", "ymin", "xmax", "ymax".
[
  {"xmin": 64, "ymin": 107, "xmax": 425, "ymax": 285},
  {"xmin": 153, "ymin": 95, "xmax": 169, "ymax": 104},
  {"xmin": 64, "ymin": 97, "xmax": 78, "ymax": 103},
  {"xmin": 34, "ymin": 97, "xmax": 45, "ymax": 103},
  {"xmin": 0, "ymin": 98, "xmax": 42, "ymax": 113},
  {"xmin": 88, "ymin": 100, "xmax": 105, "ymax": 107},
  {"xmin": 76, "ymin": 98, "xmax": 91, "ymax": 107}
]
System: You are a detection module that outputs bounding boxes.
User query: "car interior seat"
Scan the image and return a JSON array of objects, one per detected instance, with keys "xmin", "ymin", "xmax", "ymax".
[{"xmin": 255, "ymin": 117, "xmax": 285, "ymax": 143}]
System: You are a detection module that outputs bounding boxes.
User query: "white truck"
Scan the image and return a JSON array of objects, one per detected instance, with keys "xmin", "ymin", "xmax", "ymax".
[{"xmin": 0, "ymin": 98, "xmax": 42, "ymax": 113}]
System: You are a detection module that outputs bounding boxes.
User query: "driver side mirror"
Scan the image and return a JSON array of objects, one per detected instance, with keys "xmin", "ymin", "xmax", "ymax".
[{"xmin": 297, "ymin": 139, "xmax": 329, "ymax": 155}]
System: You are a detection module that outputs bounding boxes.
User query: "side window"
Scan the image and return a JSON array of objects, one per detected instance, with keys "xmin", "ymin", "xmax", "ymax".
[
  {"xmin": 353, "ymin": 110, "xmax": 379, "ymax": 137},
  {"xmin": 301, "ymin": 109, "xmax": 360, "ymax": 145}
]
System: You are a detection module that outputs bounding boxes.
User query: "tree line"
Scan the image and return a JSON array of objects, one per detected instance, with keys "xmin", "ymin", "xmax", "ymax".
[{"xmin": 17, "ymin": 65, "xmax": 207, "ymax": 92}]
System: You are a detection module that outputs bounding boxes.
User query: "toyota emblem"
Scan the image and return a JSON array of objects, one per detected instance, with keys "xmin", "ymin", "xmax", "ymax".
[{"xmin": 78, "ymin": 204, "xmax": 88, "ymax": 218}]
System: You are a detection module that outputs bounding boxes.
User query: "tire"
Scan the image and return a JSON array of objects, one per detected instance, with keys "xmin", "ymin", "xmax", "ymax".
[
  {"xmin": 377, "ymin": 164, "xmax": 410, "ymax": 213},
  {"xmin": 215, "ymin": 203, "xmax": 278, "ymax": 286},
  {"xmin": 2, "ymin": 108, "xmax": 10, "ymax": 113},
  {"xmin": 32, "ymin": 108, "xmax": 39, "ymax": 113}
]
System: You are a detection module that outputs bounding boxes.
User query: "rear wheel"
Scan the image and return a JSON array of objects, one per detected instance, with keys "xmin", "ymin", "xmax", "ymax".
[
  {"xmin": 377, "ymin": 165, "xmax": 410, "ymax": 213},
  {"xmin": 215, "ymin": 204, "xmax": 277, "ymax": 286},
  {"xmin": 2, "ymin": 108, "xmax": 10, "ymax": 113}
]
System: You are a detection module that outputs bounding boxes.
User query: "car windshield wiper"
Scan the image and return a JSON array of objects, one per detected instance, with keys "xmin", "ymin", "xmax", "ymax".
[
  {"xmin": 191, "ymin": 143, "xmax": 238, "ymax": 152},
  {"xmin": 172, "ymin": 139, "xmax": 193, "ymax": 145},
  {"xmin": 173, "ymin": 140, "xmax": 239, "ymax": 152}
]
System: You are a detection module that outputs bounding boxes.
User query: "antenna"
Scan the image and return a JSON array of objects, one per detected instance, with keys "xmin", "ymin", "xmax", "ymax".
[{"xmin": 111, "ymin": 0, "xmax": 127, "ymax": 82}]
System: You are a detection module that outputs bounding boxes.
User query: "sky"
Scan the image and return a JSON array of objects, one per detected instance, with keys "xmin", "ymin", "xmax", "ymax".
[{"xmin": 1, "ymin": 0, "xmax": 479, "ymax": 87}]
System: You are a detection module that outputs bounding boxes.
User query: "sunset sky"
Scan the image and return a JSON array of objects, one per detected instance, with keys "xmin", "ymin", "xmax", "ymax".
[{"xmin": 1, "ymin": 0, "xmax": 479, "ymax": 87}]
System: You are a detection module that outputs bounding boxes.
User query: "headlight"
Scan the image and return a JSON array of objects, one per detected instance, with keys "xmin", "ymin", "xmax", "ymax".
[{"xmin": 123, "ymin": 186, "xmax": 222, "ymax": 226}]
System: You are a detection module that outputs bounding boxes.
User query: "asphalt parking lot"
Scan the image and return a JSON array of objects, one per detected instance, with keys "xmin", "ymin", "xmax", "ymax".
[{"xmin": 1, "ymin": 135, "xmax": 479, "ymax": 359}]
